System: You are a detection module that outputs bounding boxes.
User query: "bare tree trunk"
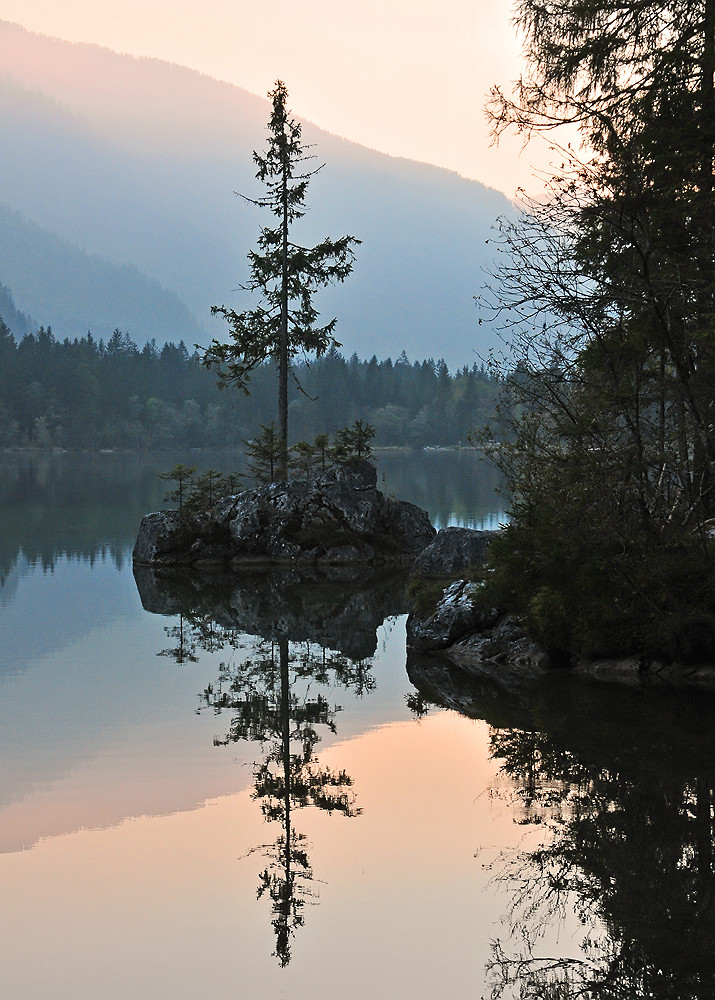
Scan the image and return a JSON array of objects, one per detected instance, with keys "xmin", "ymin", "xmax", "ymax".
[{"xmin": 278, "ymin": 158, "xmax": 290, "ymax": 482}]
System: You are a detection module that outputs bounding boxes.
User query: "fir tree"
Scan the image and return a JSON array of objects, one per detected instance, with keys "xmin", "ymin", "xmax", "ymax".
[{"xmin": 203, "ymin": 81, "xmax": 360, "ymax": 481}]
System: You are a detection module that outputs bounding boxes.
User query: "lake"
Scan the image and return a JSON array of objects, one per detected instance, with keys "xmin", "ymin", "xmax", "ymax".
[{"xmin": 1, "ymin": 449, "xmax": 714, "ymax": 999}]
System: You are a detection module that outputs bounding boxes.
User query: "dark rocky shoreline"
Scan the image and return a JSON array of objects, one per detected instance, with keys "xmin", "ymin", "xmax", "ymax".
[{"xmin": 407, "ymin": 565, "xmax": 715, "ymax": 689}]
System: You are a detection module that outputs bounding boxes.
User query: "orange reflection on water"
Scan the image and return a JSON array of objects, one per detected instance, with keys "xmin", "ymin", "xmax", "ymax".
[{"xmin": 0, "ymin": 711, "xmax": 524, "ymax": 1000}]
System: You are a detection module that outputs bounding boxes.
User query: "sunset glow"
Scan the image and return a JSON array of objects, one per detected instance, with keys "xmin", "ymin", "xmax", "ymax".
[
  {"xmin": 0, "ymin": 713, "xmax": 527, "ymax": 999},
  {"xmin": 0, "ymin": 0, "xmax": 543, "ymax": 197}
]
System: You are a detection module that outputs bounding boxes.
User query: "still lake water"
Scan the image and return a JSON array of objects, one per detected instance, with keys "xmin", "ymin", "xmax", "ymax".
[{"xmin": 1, "ymin": 449, "xmax": 715, "ymax": 999}]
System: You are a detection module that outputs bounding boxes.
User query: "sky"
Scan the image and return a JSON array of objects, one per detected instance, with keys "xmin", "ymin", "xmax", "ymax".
[{"xmin": 0, "ymin": 0, "xmax": 550, "ymax": 198}]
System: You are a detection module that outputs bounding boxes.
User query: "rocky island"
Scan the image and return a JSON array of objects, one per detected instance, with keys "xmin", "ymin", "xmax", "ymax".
[
  {"xmin": 135, "ymin": 465, "xmax": 715, "ymax": 688},
  {"xmin": 133, "ymin": 460, "xmax": 436, "ymax": 567}
]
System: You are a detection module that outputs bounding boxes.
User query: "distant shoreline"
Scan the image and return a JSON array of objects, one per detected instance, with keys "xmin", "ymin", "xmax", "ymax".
[{"xmin": 0, "ymin": 444, "xmax": 487, "ymax": 457}]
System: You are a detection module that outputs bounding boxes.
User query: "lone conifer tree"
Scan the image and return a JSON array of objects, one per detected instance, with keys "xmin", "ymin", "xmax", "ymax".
[{"xmin": 203, "ymin": 80, "xmax": 359, "ymax": 481}]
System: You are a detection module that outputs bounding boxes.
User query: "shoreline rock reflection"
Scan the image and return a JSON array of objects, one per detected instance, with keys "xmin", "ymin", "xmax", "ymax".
[{"xmin": 134, "ymin": 563, "xmax": 409, "ymax": 661}]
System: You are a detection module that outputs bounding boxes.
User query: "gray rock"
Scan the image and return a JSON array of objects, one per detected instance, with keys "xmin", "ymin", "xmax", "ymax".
[
  {"xmin": 133, "ymin": 510, "xmax": 205, "ymax": 565},
  {"xmin": 449, "ymin": 615, "xmax": 551, "ymax": 677},
  {"xmin": 406, "ymin": 579, "xmax": 498, "ymax": 651},
  {"xmin": 133, "ymin": 462, "xmax": 436, "ymax": 567},
  {"xmin": 413, "ymin": 526, "xmax": 497, "ymax": 576},
  {"xmin": 407, "ymin": 573, "xmax": 549, "ymax": 678}
]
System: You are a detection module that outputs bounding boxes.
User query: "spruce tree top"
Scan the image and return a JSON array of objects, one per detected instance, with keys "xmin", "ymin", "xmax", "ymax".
[{"xmin": 203, "ymin": 81, "xmax": 360, "ymax": 393}]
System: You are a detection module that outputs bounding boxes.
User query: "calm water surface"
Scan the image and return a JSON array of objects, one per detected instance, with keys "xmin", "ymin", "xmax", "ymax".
[{"xmin": 1, "ymin": 451, "xmax": 714, "ymax": 999}]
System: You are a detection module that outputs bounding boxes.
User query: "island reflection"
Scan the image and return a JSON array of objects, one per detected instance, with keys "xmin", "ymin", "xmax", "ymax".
[
  {"xmin": 408, "ymin": 652, "xmax": 715, "ymax": 998},
  {"xmin": 136, "ymin": 564, "xmax": 408, "ymax": 965}
]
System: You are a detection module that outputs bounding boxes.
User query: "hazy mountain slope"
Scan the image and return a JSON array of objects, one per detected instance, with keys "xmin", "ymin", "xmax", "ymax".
[
  {"xmin": 0, "ymin": 20, "xmax": 512, "ymax": 366},
  {"xmin": 0, "ymin": 283, "xmax": 34, "ymax": 338},
  {"xmin": 0, "ymin": 206, "xmax": 205, "ymax": 343},
  {"xmin": 0, "ymin": 76, "xmax": 231, "ymax": 333}
]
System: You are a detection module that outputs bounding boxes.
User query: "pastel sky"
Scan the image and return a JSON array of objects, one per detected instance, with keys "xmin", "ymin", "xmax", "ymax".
[{"xmin": 0, "ymin": 0, "xmax": 550, "ymax": 197}]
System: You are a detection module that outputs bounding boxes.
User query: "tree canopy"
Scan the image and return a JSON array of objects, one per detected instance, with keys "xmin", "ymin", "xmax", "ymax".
[
  {"xmin": 489, "ymin": 0, "xmax": 715, "ymax": 521},
  {"xmin": 480, "ymin": 0, "xmax": 715, "ymax": 661}
]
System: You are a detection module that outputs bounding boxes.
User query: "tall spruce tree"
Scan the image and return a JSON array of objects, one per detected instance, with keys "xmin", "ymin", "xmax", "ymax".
[{"xmin": 203, "ymin": 81, "xmax": 359, "ymax": 481}]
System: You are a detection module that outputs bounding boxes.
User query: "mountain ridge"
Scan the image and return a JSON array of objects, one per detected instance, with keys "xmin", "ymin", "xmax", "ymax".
[{"xmin": 0, "ymin": 20, "xmax": 512, "ymax": 366}]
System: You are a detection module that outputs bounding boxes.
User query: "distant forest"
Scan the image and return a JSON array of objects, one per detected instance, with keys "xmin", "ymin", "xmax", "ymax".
[{"xmin": 0, "ymin": 322, "xmax": 497, "ymax": 450}]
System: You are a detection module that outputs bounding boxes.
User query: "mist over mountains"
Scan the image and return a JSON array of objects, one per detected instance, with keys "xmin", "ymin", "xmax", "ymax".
[{"xmin": 0, "ymin": 20, "xmax": 513, "ymax": 367}]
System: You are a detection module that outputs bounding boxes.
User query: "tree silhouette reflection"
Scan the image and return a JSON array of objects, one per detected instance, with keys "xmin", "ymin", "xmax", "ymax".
[
  {"xmin": 200, "ymin": 636, "xmax": 364, "ymax": 966},
  {"xmin": 138, "ymin": 565, "xmax": 404, "ymax": 965},
  {"xmin": 157, "ymin": 614, "xmax": 199, "ymax": 663},
  {"xmin": 158, "ymin": 612, "xmax": 243, "ymax": 664},
  {"xmin": 487, "ymin": 729, "xmax": 713, "ymax": 996},
  {"xmin": 488, "ymin": 719, "xmax": 715, "ymax": 998},
  {"xmin": 406, "ymin": 652, "xmax": 715, "ymax": 998}
]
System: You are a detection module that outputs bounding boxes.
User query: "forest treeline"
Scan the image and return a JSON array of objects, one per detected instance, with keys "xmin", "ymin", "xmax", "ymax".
[{"xmin": 0, "ymin": 320, "xmax": 497, "ymax": 450}]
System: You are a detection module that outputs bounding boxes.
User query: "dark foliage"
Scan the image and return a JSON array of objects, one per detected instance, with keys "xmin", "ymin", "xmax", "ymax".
[
  {"xmin": 478, "ymin": 0, "xmax": 715, "ymax": 662},
  {"xmin": 0, "ymin": 326, "xmax": 497, "ymax": 450}
]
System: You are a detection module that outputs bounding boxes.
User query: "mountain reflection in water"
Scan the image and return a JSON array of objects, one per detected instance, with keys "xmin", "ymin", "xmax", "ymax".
[
  {"xmin": 409, "ymin": 652, "xmax": 715, "ymax": 998},
  {"xmin": 137, "ymin": 565, "xmax": 408, "ymax": 965}
]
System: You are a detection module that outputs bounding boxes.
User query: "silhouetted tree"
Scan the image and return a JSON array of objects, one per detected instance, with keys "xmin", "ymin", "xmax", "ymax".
[
  {"xmin": 332, "ymin": 419, "xmax": 375, "ymax": 463},
  {"xmin": 479, "ymin": 0, "xmax": 715, "ymax": 661},
  {"xmin": 203, "ymin": 81, "xmax": 360, "ymax": 480},
  {"xmin": 158, "ymin": 463, "xmax": 196, "ymax": 511},
  {"xmin": 245, "ymin": 423, "xmax": 281, "ymax": 484}
]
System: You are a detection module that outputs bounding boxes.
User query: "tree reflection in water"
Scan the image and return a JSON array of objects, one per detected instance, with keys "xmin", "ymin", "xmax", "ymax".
[
  {"xmin": 135, "ymin": 565, "xmax": 406, "ymax": 966},
  {"xmin": 488, "ymin": 725, "xmax": 715, "ymax": 999},
  {"xmin": 157, "ymin": 614, "xmax": 199, "ymax": 663},
  {"xmin": 407, "ymin": 652, "xmax": 715, "ymax": 999},
  {"xmin": 158, "ymin": 612, "xmax": 240, "ymax": 664},
  {"xmin": 200, "ymin": 637, "xmax": 364, "ymax": 966}
]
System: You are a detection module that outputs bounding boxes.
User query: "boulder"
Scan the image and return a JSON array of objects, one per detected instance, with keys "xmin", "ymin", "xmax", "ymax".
[
  {"xmin": 449, "ymin": 615, "xmax": 551, "ymax": 677},
  {"xmin": 406, "ymin": 579, "xmax": 499, "ymax": 651},
  {"xmin": 133, "ymin": 462, "xmax": 436, "ymax": 567},
  {"xmin": 133, "ymin": 509, "xmax": 231, "ymax": 566},
  {"xmin": 413, "ymin": 526, "xmax": 497, "ymax": 576},
  {"xmin": 407, "ymin": 576, "xmax": 550, "ymax": 679}
]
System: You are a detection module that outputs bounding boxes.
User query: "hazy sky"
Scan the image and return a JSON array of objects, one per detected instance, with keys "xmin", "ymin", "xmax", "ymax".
[{"xmin": 0, "ymin": 0, "xmax": 549, "ymax": 197}]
